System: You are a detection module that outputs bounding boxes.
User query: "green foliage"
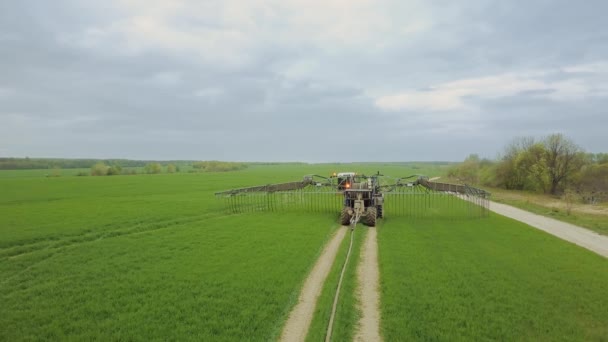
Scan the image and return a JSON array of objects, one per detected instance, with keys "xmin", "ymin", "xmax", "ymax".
[
  {"xmin": 544, "ymin": 133, "xmax": 585, "ymax": 194},
  {"xmin": 451, "ymin": 134, "xmax": 598, "ymax": 196},
  {"xmin": 1, "ymin": 158, "xmax": 142, "ymax": 170},
  {"xmin": 447, "ymin": 154, "xmax": 492, "ymax": 184},
  {"xmin": 192, "ymin": 161, "xmax": 248, "ymax": 172},
  {"xmin": 577, "ymin": 163, "xmax": 608, "ymax": 203},
  {"xmin": 106, "ymin": 165, "xmax": 122, "ymax": 176},
  {"xmin": 0, "ymin": 157, "xmax": 190, "ymax": 171},
  {"xmin": 144, "ymin": 162, "xmax": 162, "ymax": 174},
  {"xmin": 166, "ymin": 164, "xmax": 177, "ymax": 173},
  {"xmin": 379, "ymin": 216, "xmax": 608, "ymax": 340},
  {"xmin": 90, "ymin": 163, "xmax": 123, "ymax": 176},
  {"xmin": 593, "ymin": 153, "xmax": 608, "ymax": 164},
  {"xmin": 90, "ymin": 162, "xmax": 109, "ymax": 176}
]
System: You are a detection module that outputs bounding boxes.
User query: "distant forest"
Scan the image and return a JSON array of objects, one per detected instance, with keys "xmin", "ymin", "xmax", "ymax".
[{"xmin": 0, "ymin": 158, "xmax": 191, "ymax": 170}]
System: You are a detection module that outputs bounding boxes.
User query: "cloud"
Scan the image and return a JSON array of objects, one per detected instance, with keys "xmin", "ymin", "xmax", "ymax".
[
  {"xmin": 374, "ymin": 64, "xmax": 608, "ymax": 112},
  {"xmin": 1, "ymin": 1, "xmax": 608, "ymax": 161},
  {"xmin": 58, "ymin": 0, "xmax": 432, "ymax": 70}
]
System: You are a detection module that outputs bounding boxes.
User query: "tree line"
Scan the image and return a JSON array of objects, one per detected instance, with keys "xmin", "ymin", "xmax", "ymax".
[
  {"xmin": 0, "ymin": 158, "xmax": 249, "ymax": 174},
  {"xmin": 88, "ymin": 161, "xmax": 248, "ymax": 176},
  {"xmin": 0, "ymin": 158, "xmax": 186, "ymax": 170},
  {"xmin": 89, "ymin": 162, "xmax": 179, "ymax": 176},
  {"xmin": 449, "ymin": 133, "xmax": 608, "ymax": 202},
  {"xmin": 192, "ymin": 161, "xmax": 248, "ymax": 172}
]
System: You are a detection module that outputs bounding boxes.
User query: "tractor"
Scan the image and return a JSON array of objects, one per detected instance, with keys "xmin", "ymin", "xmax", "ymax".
[{"xmin": 333, "ymin": 172, "xmax": 383, "ymax": 226}]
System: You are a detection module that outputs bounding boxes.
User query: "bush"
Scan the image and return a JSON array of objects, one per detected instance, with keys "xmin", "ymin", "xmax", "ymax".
[
  {"xmin": 91, "ymin": 162, "xmax": 109, "ymax": 176},
  {"xmin": 107, "ymin": 165, "xmax": 122, "ymax": 176},
  {"xmin": 144, "ymin": 163, "xmax": 162, "ymax": 174},
  {"xmin": 192, "ymin": 161, "xmax": 247, "ymax": 172}
]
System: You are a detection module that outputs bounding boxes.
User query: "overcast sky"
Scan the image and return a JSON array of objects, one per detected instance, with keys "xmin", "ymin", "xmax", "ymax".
[{"xmin": 1, "ymin": 1, "xmax": 607, "ymax": 162}]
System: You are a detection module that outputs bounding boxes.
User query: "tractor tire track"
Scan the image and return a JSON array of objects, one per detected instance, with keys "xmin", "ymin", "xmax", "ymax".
[
  {"xmin": 280, "ymin": 226, "xmax": 348, "ymax": 342},
  {"xmin": 354, "ymin": 226, "xmax": 382, "ymax": 342}
]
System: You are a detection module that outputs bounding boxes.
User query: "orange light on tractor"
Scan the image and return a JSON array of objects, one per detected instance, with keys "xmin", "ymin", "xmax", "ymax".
[{"xmin": 345, "ymin": 182, "xmax": 351, "ymax": 189}]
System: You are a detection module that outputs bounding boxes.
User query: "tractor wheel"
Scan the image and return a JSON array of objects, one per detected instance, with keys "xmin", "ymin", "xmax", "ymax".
[
  {"xmin": 366, "ymin": 207, "xmax": 377, "ymax": 227},
  {"xmin": 376, "ymin": 205, "xmax": 384, "ymax": 219},
  {"xmin": 340, "ymin": 207, "xmax": 352, "ymax": 225}
]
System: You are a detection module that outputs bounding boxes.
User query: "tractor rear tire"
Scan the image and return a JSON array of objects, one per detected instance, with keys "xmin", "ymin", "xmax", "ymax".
[
  {"xmin": 376, "ymin": 205, "xmax": 384, "ymax": 219},
  {"xmin": 340, "ymin": 207, "xmax": 352, "ymax": 225},
  {"xmin": 366, "ymin": 207, "xmax": 377, "ymax": 227}
]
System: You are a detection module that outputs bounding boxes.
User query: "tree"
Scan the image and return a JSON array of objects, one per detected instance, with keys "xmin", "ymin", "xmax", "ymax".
[
  {"xmin": 107, "ymin": 165, "xmax": 122, "ymax": 175},
  {"xmin": 91, "ymin": 162, "xmax": 109, "ymax": 176},
  {"xmin": 166, "ymin": 164, "xmax": 177, "ymax": 173},
  {"xmin": 578, "ymin": 163, "xmax": 608, "ymax": 203},
  {"xmin": 543, "ymin": 134, "xmax": 584, "ymax": 195},
  {"xmin": 515, "ymin": 142, "xmax": 549, "ymax": 192},
  {"xmin": 192, "ymin": 161, "xmax": 247, "ymax": 172},
  {"xmin": 448, "ymin": 154, "xmax": 480, "ymax": 184},
  {"xmin": 144, "ymin": 163, "xmax": 162, "ymax": 174},
  {"xmin": 494, "ymin": 137, "xmax": 536, "ymax": 190},
  {"xmin": 593, "ymin": 153, "xmax": 608, "ymax": 164}
]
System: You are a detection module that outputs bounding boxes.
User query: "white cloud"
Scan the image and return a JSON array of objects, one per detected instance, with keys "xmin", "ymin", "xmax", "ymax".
[
  {"xmin": 374, "ymin": 64, "xmax": 608, "ymax": 112},
  {"xmin": 60, "ymin": 0, "xmax": 431, "ymax": 69},
  {"xmin": 375, "ymin": 74, "xmax": 545, "ymax": 111}
]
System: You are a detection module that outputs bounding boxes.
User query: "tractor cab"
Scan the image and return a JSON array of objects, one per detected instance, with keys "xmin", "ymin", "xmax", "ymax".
[{"xmin": 335, "ymin": 172, "xmax": 356, "ymax": 190}]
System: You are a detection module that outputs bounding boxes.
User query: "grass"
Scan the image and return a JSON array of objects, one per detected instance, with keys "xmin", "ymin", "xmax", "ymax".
[
  {"xmin": 378, "ymin": 214, "xmax": 608, "ymax": 341},
  {"xmin": 4, "ymin": 162, "xmax": 607, "ymax": 340},
  {"xmin": 1, "ymin": 163, "xmax": 446, "ymax": 340},
  {"xmin": 0, "ymin": 165, "xmax": 357, "ymax": 340},
  {"xmin": 306, "ymin": 226, "xmax": 366, "ymax": 342},
  {"xmin": 1, "ymin": 210, "xmax": 341, "ymax": 341}
]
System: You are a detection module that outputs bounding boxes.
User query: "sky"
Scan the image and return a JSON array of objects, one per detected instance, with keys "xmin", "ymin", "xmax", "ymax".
[{"xmin": 1, "ymin": 0, "xmax": 607, "ymax": 162}]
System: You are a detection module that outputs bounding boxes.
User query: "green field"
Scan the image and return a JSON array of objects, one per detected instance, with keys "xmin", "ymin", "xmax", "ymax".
[
  {"xmin": 2, "ymin": 163, "xmax": 608, "ymax": 340},
  {"xmin": 379, "ymin": 215, "xmax": 608, "ymax": 341}
]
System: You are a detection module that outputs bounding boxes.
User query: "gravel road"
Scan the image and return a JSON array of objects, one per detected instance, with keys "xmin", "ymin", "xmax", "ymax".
[{"xmin": 490, "ymin": 201, "xmax": 608, "ymax": 258}]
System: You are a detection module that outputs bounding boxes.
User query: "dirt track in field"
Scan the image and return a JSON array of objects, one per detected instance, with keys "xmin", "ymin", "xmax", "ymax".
[
  {"xmin": 490, "ymin": 201, "xmax": 608, "ymax": 258},
  {"xmin": 280, "ymin": 226, "xmax": 348, "ymax": 342},
  {"xmin": 354, "ymin": 227, "xmax": 382, "ymax": 342}
]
